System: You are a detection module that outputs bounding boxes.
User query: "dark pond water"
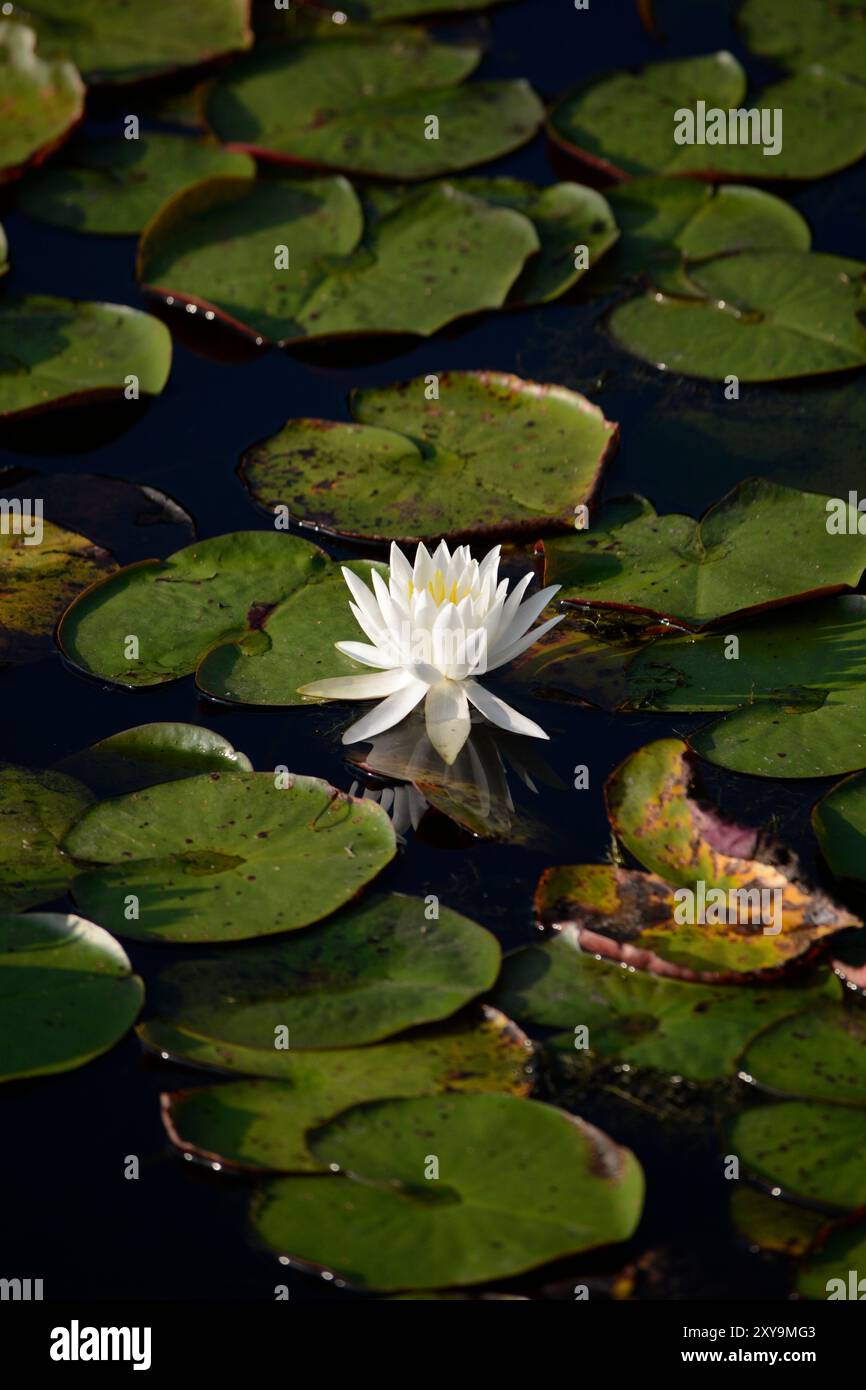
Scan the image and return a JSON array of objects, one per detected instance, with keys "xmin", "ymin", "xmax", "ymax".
[{"xmin": 2, "ymin": 0, "xmax": 864, "ymax": 1300}]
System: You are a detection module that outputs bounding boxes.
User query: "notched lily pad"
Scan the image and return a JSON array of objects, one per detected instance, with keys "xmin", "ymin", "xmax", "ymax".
[
  {"xmin": 0, "ymin": 296, "xmax": 172, "ymax": 419},
  {"xmin": 58, "ymin": 723, "xmax": 253, "ymax": 797},
  {"xmin": 136, "ymin": 174, "xmax": 540, "ymax": 344},
  {"xmin": 0, "ymin": 912, "xmax": 143, "ymax": 1082},
  {"xmin": 0, "ymin": 23, "xmax": 83, "ymax": 183},
  {"xmin": 19, "ymin": 134, "xmax": 255, "ymax": 235},
  {"xmin": 0, "ymin": 764, "xmax": 93, "ymax": 910},
  {"xmin": 543, "ymin": 479, "xmax": 866, "ymax": 628},
  {"xmin": 63, "ymin": 772, "xmax": 397, "ymax": 943},
  {"xmin": 157, "ymin": 1007, "xmax": 533, "ymax": 1172},
  {"xmin": 205, "ymin": 29, "xmax": 543, "ymax": 180},
  {"xmin": 0, "ymin": 519, "xmax": 115, "ymax": 664},
  {"xmin": 239, "ymin": 371, "xmax": 618, "ymax": 543},
  {"xmin": 251, "ymin": 1093, "xmax": 644, "ymax": 1290},
  {"xmin": 143, "ymin": 891, "xmax": 500, "ymax": 1039},
  {"xmin": 813, "ymin": 770, "xmax": 866, "ymax": 883}
]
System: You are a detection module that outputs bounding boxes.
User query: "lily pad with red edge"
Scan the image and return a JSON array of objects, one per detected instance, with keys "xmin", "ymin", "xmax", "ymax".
[
  {"xmin": 0, "ymin": 913, "xmax": 143, "ymax": 1083},
  {"xmin": 0, "ymin": 764, "xmax": 93, "ymax": 911},
  {"xmin": 26, "ymin": 0, "xmax": 253, "ymax": 85},
  {"xmin": 136, "ymin": 174, "xmax": 540, "ymax": 345},
  {"xmin": 0, "ymin": 519, "xmax": 115, "ymax": 666},
  {"xmin": 251, "ymin": 1093, "xmax": 644, "ymax": 1291},
  {"xmin": 63, "ymin": 772, "xmax": 397, "ymax": 945},
  {"xmin": 0, "ymin": 24, "xmax": 84, "ymax": 184},
  {"xmin": 238, "ymin": 371, "xmax": 618, "ymax": 543},
  {"xmin": 156, "ymin": 1006, "xmax": 533, "ymax": 1172},
  {"xmin": 542, "ymin": 480, "xmax": 866, "ymax": 629},
  {"xmin": 0, "ymin": 297, "xmax": 172, "ymax": 420},
  {"xmin": 797, "ymin": 1217, "xmax": 866, "ymax": 1299},
  {"xmin": 548, "ymin": 51, "xmax": 866, "ymax": 181},
  {"xmin": 813, "ymin": 770, "xmax": 866, "ymax": 883}
]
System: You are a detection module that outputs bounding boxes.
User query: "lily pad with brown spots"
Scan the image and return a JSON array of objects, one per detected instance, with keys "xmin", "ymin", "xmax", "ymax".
[
  {"xmin": 0, "ymin": 520, "xmax": 115, "ymax": 665},
  {"xmin": 0, "ymin": 764, "xmax": 93, "ymax": 911}
]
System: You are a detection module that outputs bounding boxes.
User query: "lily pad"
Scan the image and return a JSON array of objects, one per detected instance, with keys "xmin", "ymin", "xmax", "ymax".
[
  {"xmin": 144, "ymin": 892, "xmax": 500, "ymax": 1039},
  {"xmin": 730, "ymin": 1186, "xmax": 826, "ymax": 1256},
  {"xmin": 740, "ymin": 1000, "xmax": 866, "ymax": 1104},
  {"xmin": 306, "ymin": 0, "xmax": 515, "ymax": 17},
  {"xmin": 608, "ymin": 251, "xmax": 866, "ymax": 383},
  {"xmin": 57, "ymin": 723, "xmax": 253, "ymax": 797},
  {"xmin": 0, "ymin": 23, "xmax": 83, "ymax": 183},
  {"xmin": 543, "ymin": 479, "xmax": 866, "ymax": 628},
  {"xmin": 739, "ymin": 0, "xmax": 866, "ymax": 81},
  {"xmin": 26, "ymin": 0, "xmax": 253, "ymax": 84},
  {"xmin": 0, "ymin": 296, "xmax": 172, "ymax": 419},
  {"xmin": 492, "ymin": 926, "xmax": 838, "ymax": 1081},
  {"xmin": 0, "ymin": 518, "xmax": 115, "ymax": 664},
  {"xmin": 0, "ymin": 912, "xmax": 143, "ymax": 1082},
  {"xmin": 813, "ymin": 771, "xmax": 866, "ymax": 883},
  {"xmin": 625, "ymin": 595, "xmax": 866, "ymax": 778},
  {"xmin": 136, "ymin": 174, "xmax": 539, "ymax": 344},
  {"xmin": 598, "ymin": 178, "xmax": 809, "ymax": 294},
  {"xmin": 206, "ymin": 28, "xmax": 542, "ymax": 179},
  {"xmin": 0, "ymin": 764, "xmax": 93, "ymax": 910},
  {"xmin": 157, "ymin": 1008, "xmax": 533, "ymax": 1172},
  {"xmin": 796, "ymin": 1219, "xmax": 866, "ymax": 1299},
  {"xmin": 549, "ymin": 52, "xmax": 866, "ymax": 180},
  {"xmin": 64, "ymin": 772, "xmax": 396, "ymax": 944},
  {"xmin": 252, "ymin": 1093, "xmax": 644, "ymax": 1290},
  {"xmin": 19, "ymin": 134, "xmax": 255, "ymax": 235},
  {"xmin": 239, "ymin": 371, "xmax": 618, "ymax": 543}
]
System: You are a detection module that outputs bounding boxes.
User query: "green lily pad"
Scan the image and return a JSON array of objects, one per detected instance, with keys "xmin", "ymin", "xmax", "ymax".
[
  {"xmin": 0, "ymin": 23, "xmax": 84, "ymax": 183},
  {"xmin": 543, "ymin": 479, "xmax": 866, "ymax": 628},
  {"xmin": 608, "ymin": 251, "xmax": 866, "ymax": 383},
  {"xmin": 797, "ymin": 1219, "xmax": 866, "ymax": 1298},
  {"xmin": 0, "ymin": 912, "xmax": 143, "ymax": 1082},
  {"xmin": 307, "ymin": 0, "xmax": 515, "ymax": 17},
  {"xmin": 252, "ymin": 1093, "xmax": 644, "ymax": 1290},
  {"xmin": 739, "ymin": 0, "xmax": 866, "ymax": 81},
  {"xmin": 0, "ymin": 764, "xmax": 93, "ymax": 910},
  {"xmin": 740, "ymin": 1001, "xmax": 866, "ymax": 1104},
  {"xmin": 26, "ymin": 0, "xmax": 253, "ymax": 84},
  {"xmin": 136, "ymin": 174, "xmax": 539, "ymax": 344},
  {"xmin": 598, "ymin": 178, "xmax": 809, "ymax": 294},
  {"xmin": 549, "ymin": 52, "xmax": 866, "ymax": 180},
  {"xmin": 64, "ymin": 772, "xmax": 396, "ymax": 944},
  {"xmin": 18, "ymin": 134, "xmax": 255, "ymax": 234},
  {"xmin": 57, "ymin": 723, "xmax": 253, "ymax": 797},
  {"xmin": 813, "ymin": 771, "xmax": 866, "ymax": 882},
  {"xmin": 492, "ymin": 926, "xmax": 838, "ymax": 1081},
  {"xmin": 206, "ymin": 28, "xmax": 541, "ymax": 179},
  {"xmin": 144, "ymin": 892, "xmax": 499, "ymax": 1039},
  {"xmin": 727, "ymin": 1101, "xmax": 866, "ymax": 1209},
  {"xmin": 625, "ymin": 595, "xmax": 866, "ymax": 778},
  {"xmin": 0, "ymin": 519, "xmax": 115, "ymax": 664},
  {"xmin": 730, "ymin": 1186, "xmax": 826, "ymax": 1256},
  {"xmin": 157, "ymin": 1008, "xmax": 533, "ymax": 1172},
  {"xmin": 239, "ymin": 371, "xmax": 618, "ymax": 543},
  {"xmin": 0, "ymin": 296, "xmax": 172, "ymax": 419}
]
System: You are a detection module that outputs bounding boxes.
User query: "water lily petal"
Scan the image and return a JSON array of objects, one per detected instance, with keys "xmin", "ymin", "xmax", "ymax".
[
  {"xmin": 463, "ymin": 679, "xmax": 550, "ymax": 740},
  {"xmin": 335, "ymin": 641, "xmax": 399, "ymax": 669},
  {"xmin": 424, "ymin": 679, "xmax": 471, "ymax": 765},
  {"xmin": 491, "ymin": 584, "xmax": 561, "ymax": 653},
  {"xmin": 299, "ymin": 668, "xmax": 414, "ymax": 700},
  {"xmin": 486, "ymin": 611, "xmax": 564, "ymax": 670},
  {"xmin": 341, "ymin": 677, "xmax": 428, "ymax": 744}
]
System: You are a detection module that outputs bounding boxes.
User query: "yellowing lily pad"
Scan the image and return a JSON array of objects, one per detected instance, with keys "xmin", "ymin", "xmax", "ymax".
[
  {"xmin": 0, "ymin": 518, "xmax": 115, "ymax": 664},
  {"xmin": 239, "ymin": 371, "xmax": 618, "ymax": 543},
  {"xmin": 0, "ymin": 23, "xmax": 83, "ymax": 183},
  {"xmin": 0, "ymin": 296, "xmax": 172, "ymax": 419},
  {"xmin": 64, "ymin": 772, "xmax": 397, "ymax": 944},
  {"xmin": 0, "ymin": 912, "xmax": 143, "ymax": 1082}
]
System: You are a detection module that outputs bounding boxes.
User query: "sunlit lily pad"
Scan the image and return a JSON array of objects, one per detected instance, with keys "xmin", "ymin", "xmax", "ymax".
[
  {"xmin": 239, "ymin": 371, "xmax": 618, "ymax": 542},
  {"xmin": 598, "ymin": 178, "xmax": 809, "ymax": 294},
  {"xmin": 0, "ymin": 296, "xmax": 172, "ymax": 419},
  {"xmin": 205, "ymin": 28, "xmax": 542, "ymax": 179},
  {"xmin": 608, "ymin": 251, "xmax": 866, "ymax": 382},
  {"xmin": 57, "ymin": 723, "xmax": 252, "ymax": 797},
  {"xmin": 740, "ymin": 1000, "xmax": 866, "ymax": 1104},
  {"xmin": 64, "ymin": 772, "xmax": 396, "ymax": 944},
  {"xmin": 739, "ymin": 0, "xmax": 866, "ymax": 81},
  {"xmin": 543, "ymin": 479, "xmax": 865, "ymax": 627},
  {"xmin": 19, "ymin": 134, "xmax": 255, "ymax": 234},
  {"xmin": 813, "ymin": 771, "xmax": 866, "ymax": 883},
  {"xmin": 0, "ymin": 23, "xmax": 83, "ymax": 183},
  {"xmin": 549, "ymin": 52, "xmax": 866, "ymax": 180},
  {"xmin": 252, "ymin": 1093, "xmax": 644, "ymax": 1290},
  {"xmin": 0, "ymin": 912, "xmax": 143, "ymax": 1082},
  {"xmin": 626, "ymin": 596, "xmax": 866, "ymax": 778},
  {"xmin": 157, "ymin": 1007, "xmax": 532, "ymax": 1172},
  {"xmin": 27, "ymin": 0, "xmax": 253, "ymax": 84},
  {"xmin": 492, "ymin": 926, "xmax": 838, "ymax": 1081},
  {"xmin": 0, "ymin": 764, "xmax": 92, "ymax": 910},
  {"xmin": 137, "ymin": 174, "xmax": 539, "ymax": 344},
  {"xmin": 0, "ymin": 519, "xmax": 115, "ymax": 664},
  {"xmin": 144, "ymin": 892, "xmax": 500, "ymax": 1039}
]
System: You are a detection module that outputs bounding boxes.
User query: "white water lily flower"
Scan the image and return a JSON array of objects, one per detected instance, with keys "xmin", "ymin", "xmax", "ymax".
[{"xmin": 300, "ymin": 540, "xmax": 562, "ymax": 764}]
